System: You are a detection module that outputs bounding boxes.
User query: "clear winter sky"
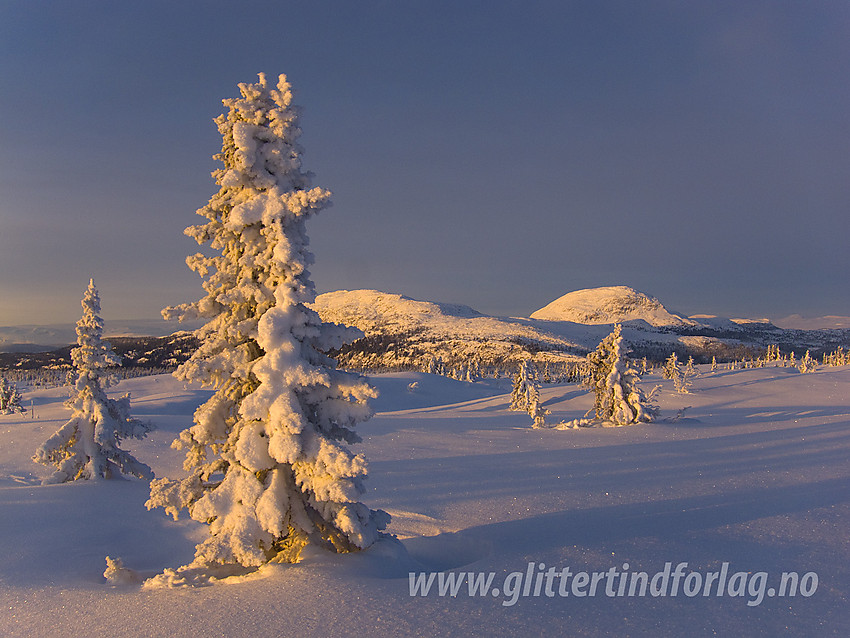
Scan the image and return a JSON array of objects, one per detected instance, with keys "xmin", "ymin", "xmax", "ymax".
[{"xmin": 1, "ymin": 1, "xmax": 848, "ymax": 327}]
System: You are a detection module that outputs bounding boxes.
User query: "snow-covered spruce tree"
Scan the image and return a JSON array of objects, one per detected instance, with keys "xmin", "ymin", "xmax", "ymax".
[
  {"xmin": 0, "ymin": 377, "xmax": 25, "ymax": 414},
  {"xmin": 510, "ymin": 359, "xmax": 537, "ymax": 412},
  {"xmin": 559, "ymin": 324, "xmax": 657, "ymax": 428},
  {"xmin": 675, "ymin": 356, "xmax": 698, "ymax": 394},
  {"xmin": 662, "ymin": 352, "xmax": 681, "ymax": 381},
  {"xmin": 146, "ymin": 74, "xmax": 389, "ymax": 571},
  {"xmin": 510, "ymin": 359, "xmax": 547, "ymax": 427},
  {"xmin": 33, "ymin": 280, "xmax": 153, "ymax": 483},
  {"xmin": 528, "ymin": 392, "xmax": 548, "ymax": 429},
  {"xmin": 798, "ymin": 350, "xmax": 817, "ymax": 374}
]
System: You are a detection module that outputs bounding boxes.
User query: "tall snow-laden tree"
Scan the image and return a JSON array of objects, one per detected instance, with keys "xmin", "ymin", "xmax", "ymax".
[
  {"xmin": 33, "ymin": 280, "xmax": 153, "ymax": 483},
  {"xmin": 146, "ymin": 74, "xmax": 389, "ymax": 570},
  {"xmin": 559, "ymin": 324, "xmax": 657, "ymax": 428}
]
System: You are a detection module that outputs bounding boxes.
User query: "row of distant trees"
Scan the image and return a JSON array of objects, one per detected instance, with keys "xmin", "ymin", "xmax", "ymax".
[{"xmin": 6, "ymin": 340, "xmax": 848, "ymax": 399}]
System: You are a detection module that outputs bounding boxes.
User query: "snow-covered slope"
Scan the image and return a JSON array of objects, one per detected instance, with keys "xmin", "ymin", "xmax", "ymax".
[
  {"xmin": 531, "ymin": 286, "xmax": 693, "ymax": 327},
  {"xmin": 311, "ymin": 290, "xmax": 587, "ymax": 372},
  {"xmin": 313, "ymin": 289, "xmax": 486, "ymax": 331},
  {"xmin": 1, "ymin": 368, "xmax": 849, "ymax": 636}
]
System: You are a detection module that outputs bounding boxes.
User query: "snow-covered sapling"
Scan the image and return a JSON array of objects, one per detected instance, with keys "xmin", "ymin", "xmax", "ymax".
[
  {"xmin": 798, "ymin": 350, "xmax": 817, "ymax": 374},
  {"xmin": 146, "ymin": 74, "xmax": 389, "ymax": 571},
  {"xmin": 676, "ymin": 356, "xmax": 698, "ymax": 394},
  {"xmin": 33, "ymin": 280, "xmax": 154, "ymax": 483},
  {"xmin": 663, "ymin": 352, "xmax": 681, "ymax": 381},
  {"xmin": 0, "ymin": 377, "xmax": 25, "ymax": 414},
  {"xmin": 509, "ymin": 359, "xmax": 548, "ymax": 427},
  {"xmin": 510, "ymin": 359, "xmax": 534, "ymax": 412}
]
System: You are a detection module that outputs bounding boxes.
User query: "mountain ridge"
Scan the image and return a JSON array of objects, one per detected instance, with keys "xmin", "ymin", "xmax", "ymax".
[{"xmin": 3, "ymin": 287, "xmax": 849, "ymax": 377}]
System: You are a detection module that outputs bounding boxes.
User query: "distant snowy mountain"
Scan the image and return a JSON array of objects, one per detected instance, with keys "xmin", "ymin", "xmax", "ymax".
[
  {"xmin": 0, "ymin": 319, "xmax": 203, "ymax": 353},
  {"xmin": 531, "ymin": 286, "xmax": 694, "ymax": 327},
  {"xmin": 772, "ymin": 314, "xmax": 850, "ymax": 330},
  {"xmin": 312, "ymin": 288, "xmax": 850, "ymax": 374},
  {"xmin": 311, "ymin": 290, "xmax": 588, "ymax": 373}
]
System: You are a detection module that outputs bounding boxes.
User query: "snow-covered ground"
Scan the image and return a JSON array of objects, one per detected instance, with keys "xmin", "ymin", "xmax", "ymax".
[{"xmin": 1, "ymin": 367, "xmax": 848, "ymax": 637}]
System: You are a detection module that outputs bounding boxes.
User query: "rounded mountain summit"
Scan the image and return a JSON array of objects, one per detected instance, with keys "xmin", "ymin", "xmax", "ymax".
[{"xmin": 530, "ymin": 286, "xmax": 693, "ymax": 327}]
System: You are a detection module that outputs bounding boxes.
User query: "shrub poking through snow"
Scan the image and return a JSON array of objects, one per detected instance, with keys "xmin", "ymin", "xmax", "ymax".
[
  {"xmin": 146, "ymin": 74, "xmax": 389, "ymax": 572},
  {"xmin": 558, "ymin": 324, "xmax": 657, "ymax": 428},
  {"xmin": 33, "ymin": 280, "xmax": 153, "ymax": 483}
]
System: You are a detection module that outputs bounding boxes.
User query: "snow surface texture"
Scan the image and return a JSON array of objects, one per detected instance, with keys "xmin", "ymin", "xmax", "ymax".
[
  {"xmin": 530, "ymin": 286, "xmax": 694, "ymax": 327},
  {"xmin": 1, "ymin": 367, "xmax": 849, "ymax": 636}
]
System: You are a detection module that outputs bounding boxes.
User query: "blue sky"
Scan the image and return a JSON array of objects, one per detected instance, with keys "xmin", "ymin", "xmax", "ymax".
[{"xmin": 1, "ymin": 1, "xmax": 848, "ymax": 326}]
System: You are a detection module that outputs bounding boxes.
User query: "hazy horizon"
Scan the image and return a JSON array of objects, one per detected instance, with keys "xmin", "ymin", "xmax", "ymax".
[{"xmin": 1, "ymin": 286, "xmax": 849, "ymax": 350}]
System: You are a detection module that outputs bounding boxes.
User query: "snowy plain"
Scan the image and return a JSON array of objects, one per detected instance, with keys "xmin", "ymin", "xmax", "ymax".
[{"xmin": 1, "ymin": 366, "xmax": 848, "ymax": 637}]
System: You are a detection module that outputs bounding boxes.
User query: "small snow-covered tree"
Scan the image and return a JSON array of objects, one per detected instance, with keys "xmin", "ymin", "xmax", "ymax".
[
  {"xmin": 510, "ymin": 359, "xmax": 537, "ymax": 412},
  {"xmin": 662, "ymin": 352, "xmax": 681, "ymax": 380},
  {"xmin": 509, "ymin": 359, "xmax": 547, "ymax": 427},
  {"xmin": 426, "ymin": 356, "xmax": 438, "ymax": 374},
  {"xmin": 33, "ymin": 280, "xmax": 153, "ymax": 483},
  {"xmin": 528, "ymin": 393, "xmax": 548, "ymax": 429},
  {"xmin": 676, "ymin": 356, "xmax": 698, "ymax": 394},
  {"xmin": 146, "ymin": 74, "xmax": 389, "ymax": 572},
  {"xmin": 560, "ymin": 324, "xmax": 657, "ymax": 428},
  {"xmin": 798, "ymin": 350, "xmax": 817, "ymax": 374},
  {"xmin": 0, "ymin": 377, "xmax": 25, "ymax": 414}
]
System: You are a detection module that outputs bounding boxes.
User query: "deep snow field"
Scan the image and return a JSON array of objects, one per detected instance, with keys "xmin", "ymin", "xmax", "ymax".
[{"xmin": 1, "ymin": 365, "xmax": 848, "ymax": 637}]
